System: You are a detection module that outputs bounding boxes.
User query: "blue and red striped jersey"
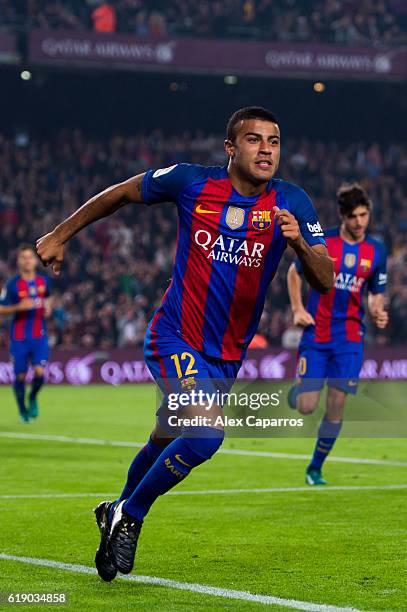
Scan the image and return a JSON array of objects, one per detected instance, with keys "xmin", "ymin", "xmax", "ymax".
[
  {"xmin": 0, "ymin": 274, "xmax": 50, "ymax": 341},
  {"xmin": 295, "ymin": 227, "xmax": 387, "ymax": 346},
  {"xmin": 142, "ymin": 163, "xmax": 326, "ymax": 360}
]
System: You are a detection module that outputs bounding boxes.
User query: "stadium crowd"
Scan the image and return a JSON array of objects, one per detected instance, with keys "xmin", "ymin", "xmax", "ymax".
[
  {"xmin": 0, "ymin": 129, "xmax": 405, "ymax": 350},
  {"xmin": 1, "ymin": 0, "xmax": 406, "ymax": 46}
]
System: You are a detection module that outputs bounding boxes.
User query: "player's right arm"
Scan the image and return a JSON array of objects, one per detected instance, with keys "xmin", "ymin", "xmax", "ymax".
[
  {"xmin": 36, "ymin": 174, "xmax": 145, "ymax": 275},
  {"xmin": 0, "ymin": 283, "xmax": 36, "ymax": 314},
  {"xmin": 287, "ymin": 262, "xmax": 315, "ymax": 327}
]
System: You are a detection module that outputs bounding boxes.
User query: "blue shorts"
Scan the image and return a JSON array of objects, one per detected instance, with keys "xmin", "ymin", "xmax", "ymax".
[
  {"xmin": 144, "ymin": 317, "xmax": 241, "ymax": 435},
  {"xmin": 296, "ymin": 342, "xmax": 364, "ymax": 395},
  {"xmin": 10, "ymin": 337, "xmax": 49, "ymax": 376}
]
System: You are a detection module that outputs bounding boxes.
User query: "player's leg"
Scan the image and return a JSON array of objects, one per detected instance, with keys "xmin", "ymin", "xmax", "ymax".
[
  {"xmin": 28, "ymin": 338, "xmax": 49, "ymax": 418},
  {"xmin": 95, "ymin": 419, "xmax": 176, "ymax": 581},
  {"xmin": 307, "ymin": 345, "xmax": 362, "ymax": 485},
  {"xmin": 306, "ymin": 388, "xmax": 346, "ymax": 485},
  {"xmin": 288, "ymin": 347, "xmax": 326, "ymax": 414},
  {"xmin": 10, "ymin": 341, "xmax": 30, "ymax": 422},
  {"xmin": 117, "ymin": 419, "xmax": 174, "ymax": 504},
  {"xmin": 107, "ymin": 343, "xmax": 238, "ymax": 575}
]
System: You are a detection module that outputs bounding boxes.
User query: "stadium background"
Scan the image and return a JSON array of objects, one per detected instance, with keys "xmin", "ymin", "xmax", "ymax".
[
  {"xmin": 1, "ymin": 4, "xmax": 407, "ymax": 612},
  {"xmin": 0, "ymin": 0, "xmax": 406, "ymax": 383}
]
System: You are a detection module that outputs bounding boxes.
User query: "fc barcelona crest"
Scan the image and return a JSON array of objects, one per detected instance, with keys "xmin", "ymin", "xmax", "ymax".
[
  {"xmin": 226, "ymin": 206, "xmax": 245, "ymax": 230},
  {"xmin": 251, "ymin": 210, "xmax": 271, "ymax": 231},
  {"xmin": 181, "ymin": 377, "xmax": 197, "ymax": 390},
  {"xmin": 360, "ymin": 258, "xmax": 372, "ymax": 273},
  {"xmin": 344, "ymin": 253, "xmax": 356, "ymax": 268}
]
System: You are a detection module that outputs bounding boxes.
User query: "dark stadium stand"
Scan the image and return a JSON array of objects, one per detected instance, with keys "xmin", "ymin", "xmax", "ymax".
[{"xmin": 1, "ymin": 0, "xmax": 406, "ymax": 45}]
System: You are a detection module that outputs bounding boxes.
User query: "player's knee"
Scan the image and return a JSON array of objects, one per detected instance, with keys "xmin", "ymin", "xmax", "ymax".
[
  {"xmin": 297, "ymin": 394, "xmax": 318, "ymax": 415},
  {"xmin": 16, "ymin": 373, "xmax": 26, "ymax": 381},
  {"xmin": 34, "ymin": 367, "xmax": 44, "ymax": 377},
  {"xmin": 182, "ymin": 426, "xmax": 224, "ymax": 462}
]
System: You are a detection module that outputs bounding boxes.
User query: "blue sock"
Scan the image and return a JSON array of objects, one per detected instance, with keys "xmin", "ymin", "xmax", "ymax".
[
  {"xmin": 123, "ymin": 427, "xmax": 224, "ymax": 521},
  {"xmin": 308, "ymin": 417, "xmax": 342, "ymax": 471},
  {"xmin": 119, "ymin": 437, "xmax": 163, "ymax": 501},
  {"xmin": 109, "ymin": 436, "xmax": 164, "ymax": 522},
  {"xmin": 29, "ymin": 375, "xmax": 44, "ymax": 400},
  {"xmin": 13, "ymin": 379, "xmax": 26, "ymax": 416}
]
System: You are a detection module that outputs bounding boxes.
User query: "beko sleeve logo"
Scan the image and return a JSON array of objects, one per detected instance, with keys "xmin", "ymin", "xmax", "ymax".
[{"xmin": 306, "ymin": 221, "xmax": 324, "ymax": 237}]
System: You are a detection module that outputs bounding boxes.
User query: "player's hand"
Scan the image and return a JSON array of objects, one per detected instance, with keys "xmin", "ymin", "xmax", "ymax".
[
  {"xmin": 36, "ymin": 232, "xmax": 65, "ymax": 276},
  {"xmin": 16, "ymin": 298, "xmax": 36, "ymax": 311},
  {"xmin": 293, "ymin": 307, "xmax": 315, "ymax": 327},
  {"xmin": 273, "ymin": 206, "xmax": 301, "ymax": 246},
  {"xmin": 372, "ymin": 309, "xmax": 389, "ymax": 329}
]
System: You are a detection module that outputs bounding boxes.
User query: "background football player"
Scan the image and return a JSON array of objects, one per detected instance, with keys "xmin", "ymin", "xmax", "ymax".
[
  {"xmin": 287, "ymin": 183, "xmax": 388, "ymax": 485},
  {"xmin": 0, "ymin": 244, "xmax": 52, "ymax": 421}
]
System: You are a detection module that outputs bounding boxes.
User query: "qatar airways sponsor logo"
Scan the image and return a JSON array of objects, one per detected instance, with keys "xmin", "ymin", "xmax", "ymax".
[
  {"xmin": 334, "ymin": 272, "xmax": 366, "ymax": 293},
  {"xmin": 194, "ymin": 230, "xmax": 265, "ymax": 268}
]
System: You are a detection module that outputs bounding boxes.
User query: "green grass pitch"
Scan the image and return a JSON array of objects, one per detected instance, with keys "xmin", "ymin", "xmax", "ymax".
[{"xmin": 0, "ymin": 384, "xmax": 406, "ymax": 611}]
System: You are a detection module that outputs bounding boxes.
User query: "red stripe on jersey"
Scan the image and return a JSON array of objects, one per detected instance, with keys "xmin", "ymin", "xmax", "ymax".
[
  {"xmin": 314, "ymin": 237, "xmax": 344, "ymax": 343},
  {"xmin": 221, "ymin": 190, "xmax": 277, "ymax": 360},
  {"xmin": 180, "ymin": 178, "xmax": 232, "ymax": 351},
  {"xmin": 14, "ymin": 279, "xmax": 29, "ymax": 341},
  {"xmin": 345, "ymin": 241, "xmax": 375, "ymax": 342},
  {"xmin": 33, "ymin": 276, "xmax": 46, "ymax": 338}
]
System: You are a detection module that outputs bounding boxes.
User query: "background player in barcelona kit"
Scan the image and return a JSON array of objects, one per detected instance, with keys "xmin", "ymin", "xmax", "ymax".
[
  {"xmin": 36, "ymin": 106, "xmax": 333, "ymax": 580},
  {"xmin": 0, "ymin": 244, "xmax": 52, "ymax": 422},
  {"xmin": 287, "ymin": 183, "xmax": 388, "ymax": 485}
]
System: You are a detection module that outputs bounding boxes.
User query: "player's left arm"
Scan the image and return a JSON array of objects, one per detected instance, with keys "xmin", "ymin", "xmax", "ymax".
[
  {"xmin": 367, "ymin": 243, "xmax": 388, "ymax": 329},
  {"xmin": 273, "ymin": 192, "xmax": 334, "ymax": 293}
]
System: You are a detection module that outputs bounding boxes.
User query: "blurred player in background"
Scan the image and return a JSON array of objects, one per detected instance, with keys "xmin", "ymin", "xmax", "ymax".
[
  {"xmin": 36, "ymin": 106, "xmax": 334, "ymax": 581},
  {"xmin": 0, "ymin": 244, "xmax": 52, "ymax": 422},
  {"xmin": 287, "ymin": 183, "xmax": 388, "ymax": 485}
]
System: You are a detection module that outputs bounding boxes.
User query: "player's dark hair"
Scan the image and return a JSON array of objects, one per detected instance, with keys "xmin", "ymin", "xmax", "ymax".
[
  {"xmin": 17, "ymin": 243, "xmax": 36, "ymax": 254},
  {"xmin": 337, "ymin": 182, "xmax": 372, "ymax": 216},
  {"xmin": 226, "ymin": 106, "xmax": 279, "ymax": 142}
]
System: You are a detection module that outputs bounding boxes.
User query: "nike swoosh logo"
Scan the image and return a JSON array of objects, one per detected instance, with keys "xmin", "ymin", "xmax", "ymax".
[
  {"xmin": 196, "ymin": 204, "xmax": 219, "ymax": 214},
  {"xmin": 175, "ymin": 454, "xmax": 192, "ymax": 467}
]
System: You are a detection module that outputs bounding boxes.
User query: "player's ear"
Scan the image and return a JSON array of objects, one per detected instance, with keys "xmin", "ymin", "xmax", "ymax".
[{"xmin": 224, "ymin": 139, "xmax": 235, "ymax": 160}]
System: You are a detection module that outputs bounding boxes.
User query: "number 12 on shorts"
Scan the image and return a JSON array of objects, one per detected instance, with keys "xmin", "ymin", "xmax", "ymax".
[{"xmin": 170, "ymin": 352, "xmax": 199, "ymax": 378}]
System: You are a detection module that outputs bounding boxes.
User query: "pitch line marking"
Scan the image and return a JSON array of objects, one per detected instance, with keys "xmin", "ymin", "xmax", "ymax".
[
  {"xmin": 0, "ymin": 484, "xmax": 406, "ymax": 500},
  {"xmin": 1, "ymin": 431, "xmax": 407, "ymax": 467},
  {"xmin": 0, "ymin": 553, "xmax": 362, "ymax": 612}
]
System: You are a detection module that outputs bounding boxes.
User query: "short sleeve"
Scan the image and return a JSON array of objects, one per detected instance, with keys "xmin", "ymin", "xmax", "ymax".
[
  {"xmin": 286, "ymin": 186, "xmax": 326, "ymax": 247},
  {"xmin": 0, "ymin": 281, "xmax": 15, "ymax": 306},
  {"xmin": 368, "ymin": 243, "xmax": 387, "ymax": 294},
  {"xmin": 141, "ymin": 163, "xmax": 202, "ymax": 205}
]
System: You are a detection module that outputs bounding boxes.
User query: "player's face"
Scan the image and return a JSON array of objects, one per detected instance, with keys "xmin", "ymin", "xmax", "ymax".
[
  {"xmin": 17, "ymin": 249, "xmax": 37, "ymax": 276},
  {"xmin": 342, "ymin": 205, "xmax": 370, "ymax": 240},
  {"xmin": 225, "ymin": 119, "xmax": 280, "ymax": 184}
]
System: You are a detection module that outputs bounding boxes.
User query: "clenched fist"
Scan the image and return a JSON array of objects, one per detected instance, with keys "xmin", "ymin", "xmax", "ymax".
[
  {"xmin": 273, "ymin": 206, "xmax": 301, "ymax": 246},
  {"xmin": 36, "ymin": 232, "xmax": 65, "ymax": 276}
]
